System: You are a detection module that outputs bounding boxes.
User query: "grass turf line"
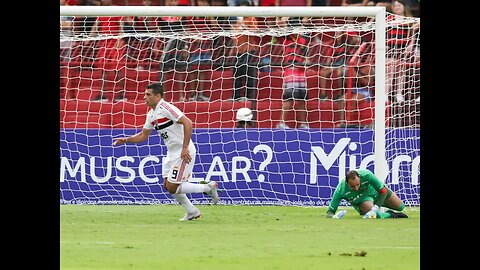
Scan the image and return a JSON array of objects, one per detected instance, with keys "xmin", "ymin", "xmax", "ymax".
[{"xmin": 61, "ymin": 204, "xmax": 420, "ymax": 270}]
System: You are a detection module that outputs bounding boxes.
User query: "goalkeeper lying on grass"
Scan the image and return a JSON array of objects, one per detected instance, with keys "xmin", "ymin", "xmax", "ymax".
[{"xmin": 326, "ymin": 169, "xmax": 408, "ymax": 219}]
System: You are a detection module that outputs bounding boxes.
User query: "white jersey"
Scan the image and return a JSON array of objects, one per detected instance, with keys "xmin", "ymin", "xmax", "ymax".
[{"xmin": 143, "ymin": 99, "xmax": 192, "ymax": 153}]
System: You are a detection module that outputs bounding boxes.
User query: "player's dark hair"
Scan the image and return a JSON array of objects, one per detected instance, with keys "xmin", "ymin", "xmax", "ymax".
[
  {"xmin": 146, "ymin": 83, "xmax": 164, "ymax": 96},
  {"xmin": 345, "ymin": 170, "xmax": 359, "ymax": 183}
]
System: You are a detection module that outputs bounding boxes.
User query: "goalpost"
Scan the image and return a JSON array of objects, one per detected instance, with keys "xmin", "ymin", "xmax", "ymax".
[{"xmin": 60, "ymin": 6, "xmax": 420, "ymax": 207}]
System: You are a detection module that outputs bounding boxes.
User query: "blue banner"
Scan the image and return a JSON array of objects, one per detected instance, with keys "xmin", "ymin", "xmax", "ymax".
[{"xmin": 60, "ymin": 128, "xmax": 420, "ymax": 206}]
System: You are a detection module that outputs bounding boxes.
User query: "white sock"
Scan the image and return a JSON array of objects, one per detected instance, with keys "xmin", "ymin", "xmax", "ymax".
[
  {"xmin": 172, "ymin": 194, "xmax": 197, "ymax": 213},
  {"xmin": 176, "ymin": 182, "xmax": 210, "ymax": 194}
]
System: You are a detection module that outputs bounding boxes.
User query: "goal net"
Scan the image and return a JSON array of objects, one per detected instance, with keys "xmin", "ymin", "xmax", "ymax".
[{"xmin": 60, "ymin": 6, "xmax": 420, "ymax": 207}]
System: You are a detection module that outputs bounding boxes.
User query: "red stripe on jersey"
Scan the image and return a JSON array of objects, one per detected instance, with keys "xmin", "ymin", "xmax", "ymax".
[
  {"xmin": 160, "ymin": 102, "xmax": 180, "ymax": 118},
  {"xmin": 156, "ymin": 117, "xmax": 170, "ymax": 125},
  {"xmin": 151, "ymin": 117, "xmax": 169, "ymax": 126}
]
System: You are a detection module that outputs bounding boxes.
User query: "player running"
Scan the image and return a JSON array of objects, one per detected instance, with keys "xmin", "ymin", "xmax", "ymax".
[{"xmin": 112, "ymin": 82, "xmax": 219, "ymax": 221}]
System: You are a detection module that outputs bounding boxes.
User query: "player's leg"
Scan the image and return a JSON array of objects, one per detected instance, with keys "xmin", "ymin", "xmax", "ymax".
[
  {"xmin": 381, "ymin": 187, "xmax": 406, "ymax": 212},
  {"xmin": 161, "ymin": 154, "xmax": 200, "ymax": 220},
  {"xmin": 318, "ymin": 66, "xmax": 332, "ymax": 99},
  {"xmin": 93, "ymin": 69, "xmax": 110, "ymax": 101},
  {"xmin": 233, "ymin": 53, "xmax": 248, "ymax": 100},
  {"xmin": 277, "ymin": 85, "xmax": 294, "ymax": 128},
  {"xmin": 245, "ymin": 54, "xmax": 258, "ymax": 100},
  {"xmin": 292, "ymin": 86, "xmax": 308, "ymax": 128},
  {"xmin": 278, "ymin": 100, "xmax": 292, "ymax": 128},
  {"xmin": 163, "ymin": 149, "xmax": 219, "ymax": 204},
  {"xmin": 162, "ymin": 177, "xmax": 201, "ymax": 221},
  {"xmin": 380, "ymin": 188, "xmax": 408, "ymax": 218},
  {"xmin": 334, "ymin": 66, "xmax": 346, "ymax": 100},
  {"xmin": 355, "ymin": 197, "xmax": 375, "ymax": 215},
  {"xmin": 114, "ymin": 66, "xmax": 126, "ymax": 101},
  {"xmin": 356, "ymin": 196, "xmax": 395, "ymax": 219},
  {"xmin": 359, "ymin": 189, "xmax": 408, "ymax": 219}
]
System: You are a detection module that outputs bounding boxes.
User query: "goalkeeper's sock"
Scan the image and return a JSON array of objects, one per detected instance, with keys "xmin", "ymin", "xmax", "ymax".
[{"xmin": 393, "ymin": 203, "xmax": 405, "ymax": 212}]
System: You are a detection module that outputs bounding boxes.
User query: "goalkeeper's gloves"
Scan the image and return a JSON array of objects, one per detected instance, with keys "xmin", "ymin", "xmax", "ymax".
[
  {"xmin": 332, "ymin": 210, "xmax": 347, "ymax": 219},
  {"xmin": 371, "ymin": 205, "xmax": 384, "ymax": 212}
]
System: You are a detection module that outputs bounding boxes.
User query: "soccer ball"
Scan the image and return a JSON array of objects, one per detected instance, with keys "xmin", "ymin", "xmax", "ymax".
[{"xmin": 236, "ymin": 107, "xmax": 253, "ymax": 122}]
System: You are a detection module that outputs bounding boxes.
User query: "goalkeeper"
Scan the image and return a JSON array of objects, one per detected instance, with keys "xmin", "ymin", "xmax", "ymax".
[{"xmin": 326, "ymin": 169, "xmax": 408, "ymax": 219}]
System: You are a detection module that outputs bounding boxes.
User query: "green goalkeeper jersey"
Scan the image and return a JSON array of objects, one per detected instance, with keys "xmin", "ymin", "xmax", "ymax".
[{"xmin": 327, "ymin": 169, "xmax": 384, "ymax": 213}]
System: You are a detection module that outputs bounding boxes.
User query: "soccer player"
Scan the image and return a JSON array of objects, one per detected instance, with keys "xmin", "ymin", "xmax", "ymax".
[
  {"xmin": 326, "ymin": 168, "xmax": 408, "ymax": 219},
  {"xmin": 112, "ymin": 82, "xmax": 219, "ymax": 221},
  {"xmin": 276, "ymin": 17, "xmax": 311, "ymax": 129},
  {"xmin": 229, "ymin": 0, "xmax": 260, "ymax": 102}
]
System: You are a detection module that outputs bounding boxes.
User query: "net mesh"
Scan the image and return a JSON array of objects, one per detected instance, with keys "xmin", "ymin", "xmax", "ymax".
[{"xmin": 60, "ymin": 12, "xmax": 420, "ymax": 206}]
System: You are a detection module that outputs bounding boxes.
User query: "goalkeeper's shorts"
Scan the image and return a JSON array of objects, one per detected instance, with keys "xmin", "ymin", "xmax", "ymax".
[{"xmin": 351, "ymin": 187, "xmax": 394, "ymax": 214}]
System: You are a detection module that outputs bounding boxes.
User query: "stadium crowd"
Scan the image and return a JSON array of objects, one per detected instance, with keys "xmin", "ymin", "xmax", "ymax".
[{"xmin": 61, "ymin": 0, "xmax": 420, "ymax": 128}]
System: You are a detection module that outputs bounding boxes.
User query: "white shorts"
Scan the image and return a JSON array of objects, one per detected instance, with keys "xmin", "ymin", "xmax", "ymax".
[{"xmin": 162, "ymin": 145, "xmax": 197, "ymax": 184}]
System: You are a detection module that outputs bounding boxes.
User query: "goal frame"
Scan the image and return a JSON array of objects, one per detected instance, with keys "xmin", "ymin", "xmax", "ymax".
[{"xmin": 60, "ymin": 5, "xmax": 388, "ymax": 181}]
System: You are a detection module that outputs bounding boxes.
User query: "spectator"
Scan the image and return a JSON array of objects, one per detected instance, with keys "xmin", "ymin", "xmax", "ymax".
[
  {"xmin": 276, "ymin": 0, "xmax": 311, "ymax": 6},
  {"xmin": 211, "ymin": 0, "xmax": 228, "ymax": 5},
  {"xmin": 134, "ymin": 0, "xmax": 160, "ymax": 33},
  {"xmin": 312, "ymin": 0, "xmax": 328, "ymax": 5},
  {"xmin": 341, "ymin": 0, "xmax": 368, "ymax": 6},
  {"xmin": 73, "ymin": 0, "xmax": 101, "ymax": 37},
  {"xmin": 405, "ymin": 21, "xmax": 420, "ymax": 68},
  {"xmin": 275, "ymin": 0, "xmax": 312, "ymax": 25},
  {"xmin": 60, "ymin": 0, "xmax": 75, "ymax": 99},
  {"xmin": 236, "ymin": 107, "xmax": 254, "ymax": 128},
  {"xmin": 318, "ymin": 31, "xmax": 360, "ymax": 101},
  {"xmin": 60, "ymin": 0, "xmax": 74, "ymax": 62},
  {"xmin": 366, "ymin": 1, "xmax": 393, "ymax": 12},
  {"xmin": 158, "ymin": 0, "xmax": 189, "ymax": 101},
  {"xmin": 182, "ymin": 0, "xmax": 213, "ymax": 101},
  {"xmin": 404, "ymin": 25, "xmax": 420, "ymax": 103},
  {"xmin": 91, "ymin": 0, "xmax": 129, "ymax": 102},
  {"xmin": 385, "ymin": 0, "xmax": 415, "ymax": 103},
  {"xmin": 334, "ymin": 40, "xmax": 375, "ymax": 127},
  {"xmin": 210, "ymin": 0, "xmax": 230, "ymax": 29},
  {"xmin": 93, "ymin": 38, "xmax": 128, "ymax": 102},
  {"xmin": 366, "ymin": 0, "xmax": 419, "ymax": 16},
  {"xmin": 209, "ymin": 0, "xmax": 234, "ymax": 76},
  {"xmin": 180, "ymin": 0, "xmax": 195, "ymax": 4},
  {"xmin": 229, "ymin": 0, "xmax": 260, "ymax": 102},
  {"xmin": 124, "ymin": 0, "xmax": 161, "ymax": 71},
  {"xmin": 259, "ymin": 0, "xmax": 275, "ymax": 5},
  {"xmin": 276, "ymin": 17, "xmax": 311, "ymax": 129}
]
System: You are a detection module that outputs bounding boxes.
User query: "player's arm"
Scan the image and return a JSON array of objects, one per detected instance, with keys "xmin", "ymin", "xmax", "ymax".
[
  {"xmin": 112, "ymin": 128, "xmax": 152, "ymax": 146},
  {"xmin": 326, "ymin": 183, "xmax": 344, "ymax": 218},
  {"xmin": 176, "ymin": 115, "xmax": 193, "ymax": 164}
]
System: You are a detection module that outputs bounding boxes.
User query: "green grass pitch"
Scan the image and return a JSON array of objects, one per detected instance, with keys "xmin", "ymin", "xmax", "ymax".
[{"xmin": 61, "ymin": 204, "xmax": 420, "ymax": 270}]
